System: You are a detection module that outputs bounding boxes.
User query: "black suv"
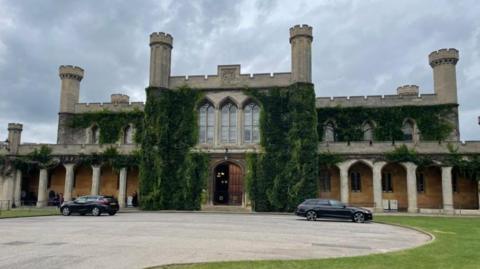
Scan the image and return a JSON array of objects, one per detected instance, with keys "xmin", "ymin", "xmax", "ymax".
[
  {"xmin": 295, "ymin": 199, "xmax": 372, "ymax": 223},
  {"xmin": 60, "ymin": 195, "xmax": 119, "ymax": 216}
]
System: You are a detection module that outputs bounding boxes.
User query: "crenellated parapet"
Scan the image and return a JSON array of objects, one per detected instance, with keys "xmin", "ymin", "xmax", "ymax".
[
  {"xmin": 169, "ymin": 65, "xmax": 292, "ymax": 89},
  {"xmin": 149, "ymin": 32, "xmax": 173, "ymax": 47},
  {"xmin": 397, "ymin": 85, "xmax": 419, "ymax": 96},
  {"xmin": 75, "ymin": 101, "xmax": 144, "ymax": 113},
  {"xmin": 429, "ymin": 48, "xmax": 459, "ymax": 68},
  {"xmin": 59, "ymin": 65, "xmax": 84, "ymax": 81}
]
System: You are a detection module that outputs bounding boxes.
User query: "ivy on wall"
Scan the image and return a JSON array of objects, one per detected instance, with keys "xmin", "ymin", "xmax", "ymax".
[
  {"xmin": 68, "ymin": 109, "xmax": 144, "ymax": 144},
  {"xmin": 245, "ymin": 83, "xmax": 319, "ymax": 212},
  {"xmin": 317, "ymin": 105, "xmax": 456, "ymax": 142},
  {"xmin": 385, "ymin": 145, "xmax": 433, "ymax": 167},
  {"xmin": 139, "ymin": 86, "xmax": 208, "ymax": 210}
]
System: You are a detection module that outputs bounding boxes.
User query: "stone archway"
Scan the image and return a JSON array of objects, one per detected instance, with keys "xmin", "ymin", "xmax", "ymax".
[{"xmin": 213, "ymin": 162, "xmax": 243, "ymax": 206}]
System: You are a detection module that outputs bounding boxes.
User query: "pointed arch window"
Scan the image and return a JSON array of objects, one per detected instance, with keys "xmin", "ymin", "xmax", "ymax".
[
  {"xmin": 244, "ymin": 103, "xmax": 260, "ymax": 144},
  {"xmin": 123, "ymin": 125, "xmax": 134, "ymax": 144},
  {"xmin": 199, "ymin": 103, "xmax": 215, "ymax": 144},
  {"xmin": 324, "ymin": 121, "xmax": 336, "ymax": 142},
  {"xmin": 362, "ymin": 121, "xmax": 374, "ymax": 141},
  {"xmin": 221, "ymin": 102, "xmax": 237, "ymax": 144},
  {"xmin": 402, "ymin": 120, "xmax": 414, "ymax": 141},
  {"xmin": 90, "ymin": 125, "xmax": 100, "ymax": 144}
]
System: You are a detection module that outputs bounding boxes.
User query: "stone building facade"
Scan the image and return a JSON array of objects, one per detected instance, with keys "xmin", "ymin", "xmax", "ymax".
[{"xmin": 0, "ymin": 24, "xmax": 479, "ymax": 214}]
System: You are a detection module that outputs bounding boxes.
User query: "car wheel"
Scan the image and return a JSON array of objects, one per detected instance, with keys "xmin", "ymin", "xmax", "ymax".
[
  {"xmin": 108, "ymin": 211, "xmax": 116, "ymax": 216},
  {"xmin": 61, "ymin": 207, "xmax": 70, "ymax": 216},
  {"xmin": 91, "ymin": 207, "xmax": 101, "ymax": 216},
  {"xmin": 306, "ymin": 210, "xmax": 317, "ymax": 221},
  {"xmin": 353, "ymin": 212, "xmax": 365, "ymax": 223}
]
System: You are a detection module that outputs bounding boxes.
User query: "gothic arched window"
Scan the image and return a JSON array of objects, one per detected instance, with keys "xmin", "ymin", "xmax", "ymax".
[
  {"xmin": 402, "ymin": 120, "xmax": 414, "ymax": 141},
  {"xmin": 123, "ymin": 125, "xmax": 134, "ymax": 144},
  {"xmin": 91, "ymin": 125, "xmax": 100, "ymax": 144},
  {"xmin": 221, "ymin": 102, "xmax": 237, "ymax": 144},
  {"xmin": 244, "ymin": 103, "xmax": 260, "ymax": 144},
  {"xmin": 199, "ymin": 103, "xmax": 215, "ymax": 144},
  {"xmin": 324, "ymin": 121, "xmax": 335, "ymax": 142},
  {"xmin": 363, "ymin": 121, "xmax": 374, "ymax": 141}
]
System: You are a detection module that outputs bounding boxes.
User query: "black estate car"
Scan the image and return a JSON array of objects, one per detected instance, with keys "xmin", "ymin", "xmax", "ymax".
[
  {"xmin": 60, "ymin": 195, "xmax": 119, "ymax": 216},
  {"xmin": 295, "ymin": 199, "xmax": 372, "ymax": 223}
]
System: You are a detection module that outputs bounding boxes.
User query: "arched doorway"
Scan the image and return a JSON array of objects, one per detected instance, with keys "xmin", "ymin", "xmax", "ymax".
[{"xmin": 213, "ymin": 162, "xmax": 243, "ymax": 205}]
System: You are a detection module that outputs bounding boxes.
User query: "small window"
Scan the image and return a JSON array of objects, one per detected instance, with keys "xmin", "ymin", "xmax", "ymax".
[
  {"xmin": 324, "ymin": 121, "xmax": 336, "ymax": 142},
  {"xmin": 382, "ymin": 173, "xmax": 393, "ymax": 192},
  {"xmin": 319, "ymin": 170, "xmax": 331, "ymax": 192},
  {"xmin": 402, "ymin": 120, "xmax": 414, "ymax": 141},
  {"xmin": 452, "ymin": 172, "xmax": 458, "ymax": 193},
  {"xmin": 350, "ymin": 172, "xmax": 361, "ymax": 192},
  {"xmin": 417, "ymin": 173, "xmax": 425, "ymax": 193}
]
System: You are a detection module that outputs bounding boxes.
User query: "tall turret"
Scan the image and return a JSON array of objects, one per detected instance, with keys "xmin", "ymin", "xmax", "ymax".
[
  {"xmin": 429, "ymin": 48, "xmax": 459, "ymax": 104},
  {"xmin": 149, "ymin": 32, "xmax": 173, "ymax": 88},
  {"xmin": 57, "ymin": 65, "xmax": 84, "ymax": 144},
  {"xmin": 59, "ymin": 65, "xmax": 84, "ymax": 113},
  {"xmin": 290, "ymin": 24, "xmax": 313, "ymax": 83},
  {"xmin": 7, "ymin": 123, "xmax": 22, "ymax": 154}
]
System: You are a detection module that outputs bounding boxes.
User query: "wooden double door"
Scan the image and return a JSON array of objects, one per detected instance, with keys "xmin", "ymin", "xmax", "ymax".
[{"xmin": 214, "ymin": 163, "xmax": 243, "ymax": 205}]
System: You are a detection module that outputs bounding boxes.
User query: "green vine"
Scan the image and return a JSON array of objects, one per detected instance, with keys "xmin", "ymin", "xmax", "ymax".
[
  {"xmin": 245, "ymin": 82, "xmax": 319, "ymax": 212},
  {"xmin": 317, "ymin": 104, "xmax": 456, "ymax": 142},
  {"xmin": 68, "ymin": 109, "xmax": 144, "ymax": 144},
  {"xmin": 385, "ymin": 145, "xmax": 432, "ymax": 166},
  {"xmin": 139, "ymin": 86, "xmax": 208, "ymax": 210}
]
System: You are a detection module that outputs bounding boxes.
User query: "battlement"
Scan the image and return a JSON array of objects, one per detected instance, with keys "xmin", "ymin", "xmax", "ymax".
[
  {"xmin": 111, "ymin": 94, "xmax": 130, "ymax": 104},
  {"xmin": 149, "ymin": 32, "xmax": 173, "ymax": 47},
  {"xmin": 397, "ymin": 85, "xmax": 419, "ymax": 96},
  {"xmin": 289, "ymin": 24, "xmax": 313, "ymax": 42},
  {"xmin": 169, "ymin": 64, "xmax": 291, "ymax": 89},
  {"xmin": 59, "ymin": 65, "xmax": 84, "ymax": 81},
  {"xmin": 316, "ymin": 92, "xmax": 442, "ymax": 108},
  {"xmin": 75, "ymin": 101, "xmax": 144, "ymax": 113},
  {"xmin": 429, "ymin": 48, "xmax": 459, "ymax": 67},
  {"xmin": 7, "ymin": 123, "xmax": 23, "ymax": 131}
]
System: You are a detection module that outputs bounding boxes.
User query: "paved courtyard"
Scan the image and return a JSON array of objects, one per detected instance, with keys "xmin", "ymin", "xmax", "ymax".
[{"xmin": 0, "ymin": 212, "xmax": 430, "ymax": 269}]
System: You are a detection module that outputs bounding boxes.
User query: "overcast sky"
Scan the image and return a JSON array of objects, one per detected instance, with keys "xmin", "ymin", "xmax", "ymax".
[{"xmin": 0, "ymin": 0, "xmax": 479, "ymax": 143}]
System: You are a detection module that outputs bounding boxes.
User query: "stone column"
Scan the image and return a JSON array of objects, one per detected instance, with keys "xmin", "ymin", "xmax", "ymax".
[
  {"xmin": 37, "ymin": 169, "xmax": 48, "ymax": 208},
  {"xmin": 441, "ymin": 166, "xmax": 454, "ymax": 214},
  {"xmin": 372, "ymin": 162, "xmax": 386, "ymax": 212},
  {"xmin": 118, "ymin": 168, "xmax": 127, "ymax": 208},
  {"xmin": 13, "ymin": 169, "xmax": 22, "ymax": 207},
  {"xmin": 2, "ymin": 173, "xmax": 14, "ymax": 209},
  {"xmin": 63, "ymin": 163, "xmax": 75, "ymax": 202},
  {"xmin": 402, "ymin": 162, "xmax": 418, "ymax": 213},
  {"xmin": 338, "ymin": 162, "xmax": 350, "ymax": 204},
  {"xmin": 91, "ymin": 165, "xmax": 101, "ymax": 195}
]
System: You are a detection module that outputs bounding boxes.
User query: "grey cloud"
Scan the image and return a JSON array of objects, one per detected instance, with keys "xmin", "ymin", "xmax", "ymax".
[{"xmin": 0, "ymin": 0, "xmax": 478, "ymax": 143}]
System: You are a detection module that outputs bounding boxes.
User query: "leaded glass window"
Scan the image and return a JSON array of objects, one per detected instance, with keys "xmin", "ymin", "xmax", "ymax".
[
  {"xmin": 199, "ymin": 103, "xmax": 215, "ymax": 144},
  {"xmin": 244, "ymin": 103, "xmax": 260, "ymax": 144},
  {"xmin": 221, "ymin": 103, "xmax": 237, "ymax": 144}
]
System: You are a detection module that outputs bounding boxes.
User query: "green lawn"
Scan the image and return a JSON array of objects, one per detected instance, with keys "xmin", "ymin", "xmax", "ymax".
[
  {"xmin": 0, "ymin": 207, "xmax": 60, "ymax": 219},
  {"xmin": 155, "ymin": 216, "xmax": 480, "ymax": 269}
]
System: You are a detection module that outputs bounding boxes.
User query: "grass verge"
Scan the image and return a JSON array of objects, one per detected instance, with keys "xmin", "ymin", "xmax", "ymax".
[
  {"xmin": 0, "ymin": 207, "xmax": 59, "ymax": 219},
  {"xmin": 154, "ymin": 216, "xmax": 480, "ymax": 269}
]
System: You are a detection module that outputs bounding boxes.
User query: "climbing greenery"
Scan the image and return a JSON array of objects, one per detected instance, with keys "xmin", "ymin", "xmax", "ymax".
[
  {"xmin": 317, "ymin": 105, "xmax": 456, "ymax": 142},
  {"xmin": 68, "ymin": 109, "xmax": 144, "ymax": 144},
  {"xmin": 446, "ymin": 145, "xmax": 480, "ymax": 181},
  {"xmin": 139, "ymin": 86, "xmax": 208, "ymax": 210},
  {"xmin": 385, "ymin": 145, "xmax": 432, "ymax": 167},
  {"xmin": 245, "ymin": 83, "xmax": 318, "ymax": 212},
  {"xmin": 77, "ymin": 146, "xmax": 140, "ymax": 171},
  {"xmin": 13, "ymin": 145, "xmax": 57, "ymax": 173}
]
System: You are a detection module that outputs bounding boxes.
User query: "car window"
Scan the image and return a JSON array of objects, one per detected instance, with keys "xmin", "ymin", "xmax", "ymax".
[
  {"xmin": 316, "ymin": 200, "xmax": 329, "ymax": 206},
  {"xmin": 329, "ymin": 200, "xmax": 345, "ymax": 207},
  {"xmin": 75, "ymin": 197, "xmax": 87, "ymax": 203}
]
